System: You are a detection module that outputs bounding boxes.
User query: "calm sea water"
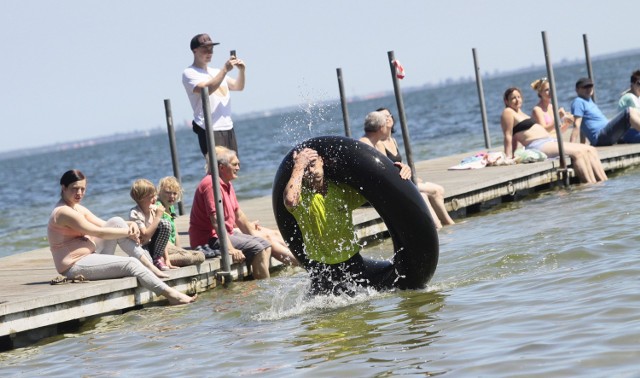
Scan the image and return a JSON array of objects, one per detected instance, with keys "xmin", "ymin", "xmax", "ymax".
[{"xmin": 1, "ymin": 52, "xmax": 639, "ymax": 375}]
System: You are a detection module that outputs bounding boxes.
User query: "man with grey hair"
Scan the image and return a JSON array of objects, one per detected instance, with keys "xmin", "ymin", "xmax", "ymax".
[
  {"xmin": 363, "ymin": 110, "xmax": 387, "ymax": 133},
  {"xmin": 189, "ymin": 146, "xmax": 271, "ymax": 279}
]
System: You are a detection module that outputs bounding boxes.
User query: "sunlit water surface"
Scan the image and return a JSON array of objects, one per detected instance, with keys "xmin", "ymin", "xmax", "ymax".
[{"xmin": 1, "ymin": 167, "xmax": 638, "ymax": 376}]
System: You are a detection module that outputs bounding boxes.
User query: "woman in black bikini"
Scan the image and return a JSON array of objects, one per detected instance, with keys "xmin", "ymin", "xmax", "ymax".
[{"xmin": 501, "ymin": 87, "xmax": 607, "ymax": 184}]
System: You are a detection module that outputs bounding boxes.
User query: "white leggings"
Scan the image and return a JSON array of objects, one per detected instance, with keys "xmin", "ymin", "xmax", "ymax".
[{"xmin": 65, "ymin": 217, "xmax": 169, "ymax": 295}]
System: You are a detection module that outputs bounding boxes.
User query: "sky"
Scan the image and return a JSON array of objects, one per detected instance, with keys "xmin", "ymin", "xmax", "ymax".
[{"xmin": 1, "ymin": 0, "xmax": 637, "ymax": 153}]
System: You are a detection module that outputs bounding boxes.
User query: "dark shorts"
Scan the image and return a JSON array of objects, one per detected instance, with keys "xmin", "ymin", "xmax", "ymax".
[
  {"xmin": 595, "ymin": 108, "xmax": 631, "ymax": 146},
  {"xmin": 306, "ymin": 253, "xmax": 396, "ymax": 296},
  {"xmin": 208, "ymin": 233, "xmax": 270, "ymax": 264},
  {"xmin": 192, "ymin": 122, "xmax": 239, "ymax": 156}
]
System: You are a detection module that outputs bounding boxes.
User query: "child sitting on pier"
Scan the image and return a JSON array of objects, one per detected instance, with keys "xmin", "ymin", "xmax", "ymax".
[
  {"xmin": 129, "ymin": 179, "xmax": 178, "ymax": 271},
  {"xmin": 156, "ymin": 177, "xmax": 205, "ymax": 265}
]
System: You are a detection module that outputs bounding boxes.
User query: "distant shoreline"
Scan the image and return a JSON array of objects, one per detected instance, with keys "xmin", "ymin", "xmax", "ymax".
[{"xmin": 2, "ymin": 47, "xmax": 638, "ymax": 161}]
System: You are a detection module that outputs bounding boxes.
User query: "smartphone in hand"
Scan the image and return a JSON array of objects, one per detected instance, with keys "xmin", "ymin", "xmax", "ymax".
[{"xmin": 230, "ymin": 50, "xmax": 236, "ymax": 58}]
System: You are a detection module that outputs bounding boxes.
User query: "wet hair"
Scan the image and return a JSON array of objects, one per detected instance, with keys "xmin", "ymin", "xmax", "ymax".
[
  {"xmin": 157, "ymin": 176, "xmax": 183, "ymax": 201},
  {"xmin": 129, "ymin": 178, "xmax": 156, "ymax": 202},
  {"xmin": 59, "ymin": 169, "xmax": 85, "ymax": 187},
  {"xmin": 503, "ymin": 87, "xmax": 522, "ymax": 107},
  {"xmin": 363, "ymin": 111, "xmax": 386, "ymax": 132},
  {"xmin": 630, "ymin": 70, "xmax": 640, "ymax": 84}
]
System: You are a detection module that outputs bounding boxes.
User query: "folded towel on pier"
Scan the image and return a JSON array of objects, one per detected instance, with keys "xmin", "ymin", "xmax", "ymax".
[
  {"xmin": 449, "ymin": 151, "xmax": 515, "ymax": 170},
  {"xmin": 449, "ymin": 150, "xmax": 543, "ymax": 170},
  {"xmin": 448, "ymin": 152, "xmax": 488, "ymax": 170},
  {"xmin": 514, "ymin": 149, "xmax": 547, "ymax": 164}
]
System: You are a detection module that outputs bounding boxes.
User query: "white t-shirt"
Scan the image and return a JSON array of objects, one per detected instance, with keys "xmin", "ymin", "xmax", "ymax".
[{"xmin": 182, "ymin": 65, "xmax": 233, "ymax": 131}]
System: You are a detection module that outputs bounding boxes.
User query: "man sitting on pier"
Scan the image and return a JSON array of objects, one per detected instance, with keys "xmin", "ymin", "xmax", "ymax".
[
  {"xmin": 571, "ymin": 77, "xmax": 640, "ymax": 145},
  {"xmin": 189, "ymin": 147, "xmax": 271, "ymax": 279}
]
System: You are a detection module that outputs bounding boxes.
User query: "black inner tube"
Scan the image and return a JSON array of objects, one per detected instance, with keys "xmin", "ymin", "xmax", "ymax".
[{"xmin": 272, "ymin": 136, "xmax": 439, "ymax": 290}]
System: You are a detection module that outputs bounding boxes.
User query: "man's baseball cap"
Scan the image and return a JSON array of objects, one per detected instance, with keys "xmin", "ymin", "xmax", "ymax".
[
  {"xmin": 190, "ymin": 33, "xmax": 220, "ymax": 50},
  {"xmin": 575, "ymin": 77, "xmax": 594, "ymax": 88}
]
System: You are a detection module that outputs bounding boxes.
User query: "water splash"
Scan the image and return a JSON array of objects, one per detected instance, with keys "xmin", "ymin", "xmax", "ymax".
[
  {"xmin": 254, "ymin": 275, "xmax": 385, "ymax": 322},
  {"xmin": 276, "ymin": 81, "xmax": 343, "ymax": 147}
]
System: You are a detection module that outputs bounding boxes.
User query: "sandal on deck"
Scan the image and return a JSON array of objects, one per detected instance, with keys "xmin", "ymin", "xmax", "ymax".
[
  {"xmin": 69, "ymin": 275, "xmax": 89, "ymax": 283},
  {"xmin": 50, "ymin": 276, "xmax": 68, "ymax": 285},
  {"xmin": 50, "ymin": 275, "xmax": 89, "ymax": 285}
]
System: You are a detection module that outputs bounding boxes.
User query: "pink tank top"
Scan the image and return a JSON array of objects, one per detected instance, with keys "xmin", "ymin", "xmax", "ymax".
[{"xmin": 47, "ymin": 205, "xmax": 96, "ymax": 273}]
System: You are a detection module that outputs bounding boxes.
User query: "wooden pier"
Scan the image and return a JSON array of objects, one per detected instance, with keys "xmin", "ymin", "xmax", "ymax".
[{"xmin": 2, "ymin": 144, "xmax": 640, "ymax": 350}]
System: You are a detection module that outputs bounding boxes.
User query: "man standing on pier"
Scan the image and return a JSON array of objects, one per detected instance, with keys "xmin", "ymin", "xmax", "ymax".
[{"xmin": 182, "ymin": 33, "xmax": 246, "ymax": 156}]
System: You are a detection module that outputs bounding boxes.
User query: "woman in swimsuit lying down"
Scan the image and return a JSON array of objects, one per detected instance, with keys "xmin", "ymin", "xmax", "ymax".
[{"xmin": 501, "ymin": 87, "xmax": 607, "ymax": 184}]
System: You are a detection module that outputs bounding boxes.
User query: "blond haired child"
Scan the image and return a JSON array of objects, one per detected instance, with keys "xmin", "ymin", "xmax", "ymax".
[
  {"xmin": 129, "ymin": 179, "xmax": 175, "ymax": 271},
  {"xmin": 157, "ymin": 176, "xmax": 205, "ymax": 266}
]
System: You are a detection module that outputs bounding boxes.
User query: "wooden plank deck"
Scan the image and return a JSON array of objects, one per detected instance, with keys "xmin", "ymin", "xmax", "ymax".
[{"xmin": 2, "ymin": 144, "xmax": 640, "ymax": 350}]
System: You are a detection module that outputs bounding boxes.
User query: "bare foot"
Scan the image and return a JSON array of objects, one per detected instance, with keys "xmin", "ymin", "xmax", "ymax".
[{"xmin": 166, "ymin": 290, "xmax": 197, "ymax": 305}]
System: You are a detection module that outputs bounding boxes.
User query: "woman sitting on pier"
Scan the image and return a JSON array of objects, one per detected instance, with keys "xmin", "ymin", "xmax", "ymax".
[
  {"xmin": 530, "ymin": 77, "xmax": 574, "ymax": 137},
  {"xmin": 501, "ymin": 87, "xmax": 607, "ymax": 184},
  {"xmin": 47, "ymin": 170, "xmax": 196, "ymax": 305},
  {"xmin": 360, "ymin": 109, "xmax": 455, "ymax": 229}
]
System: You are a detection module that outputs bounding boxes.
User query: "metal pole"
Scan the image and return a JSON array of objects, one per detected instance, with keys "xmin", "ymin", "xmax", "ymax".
[
  {"xmin": 583, "ymin": 34, "xmax": 596, "ymax": 103},
  {"xmin": 542, "ymin": 31, "xmax": 570, "ymax": 186},
  {"xmin": 387, "ymin": 51, "xmax": 417, "ymax": 183},
  {"xmin": 201, "ymin": 87, "xmax": 232, "ymax": 276},
  {"xmin": 163, "ymin": 99, "xmax": 185, "ymax": 216},
  {"xmin": 336, "ymin": 68, "xmax": 352, "ymax": 137},
  {"xmin": 472, "ymin": 48, "xmax": 491, "ymax": 149}
]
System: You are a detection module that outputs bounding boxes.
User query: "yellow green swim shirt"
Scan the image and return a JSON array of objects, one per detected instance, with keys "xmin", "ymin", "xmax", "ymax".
[{"xmin": 288, "ymin": 182, "xmax": 366, "ymax": 264}]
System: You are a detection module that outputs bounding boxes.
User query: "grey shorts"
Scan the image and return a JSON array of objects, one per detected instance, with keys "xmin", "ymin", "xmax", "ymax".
[{"xmin": 208, "ymin": 233, "xmax": 270, "ymax": 264}]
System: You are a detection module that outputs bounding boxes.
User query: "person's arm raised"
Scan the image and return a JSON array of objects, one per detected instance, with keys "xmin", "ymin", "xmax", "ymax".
[
  {"xmin": 284, "ymin": 149, "xmax": 316, "ymax": 208},
  {"xmin": 192, "ymin": 59, "xmax": 234, "ymax": 94},
  {"xmin": 227, "ymin": 58, "xmax": 245, "ymax": 91}
]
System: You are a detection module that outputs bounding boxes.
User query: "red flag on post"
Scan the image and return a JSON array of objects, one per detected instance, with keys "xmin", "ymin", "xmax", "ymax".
[{"xmin": 393, "ymin": 59, "xmax": 405, "ymax": 79}]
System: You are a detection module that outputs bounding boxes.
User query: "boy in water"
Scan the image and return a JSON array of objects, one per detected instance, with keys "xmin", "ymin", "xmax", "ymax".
[{"xmin": 283, "ymin": 148, "xmax": 392, "ymax": 295}]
